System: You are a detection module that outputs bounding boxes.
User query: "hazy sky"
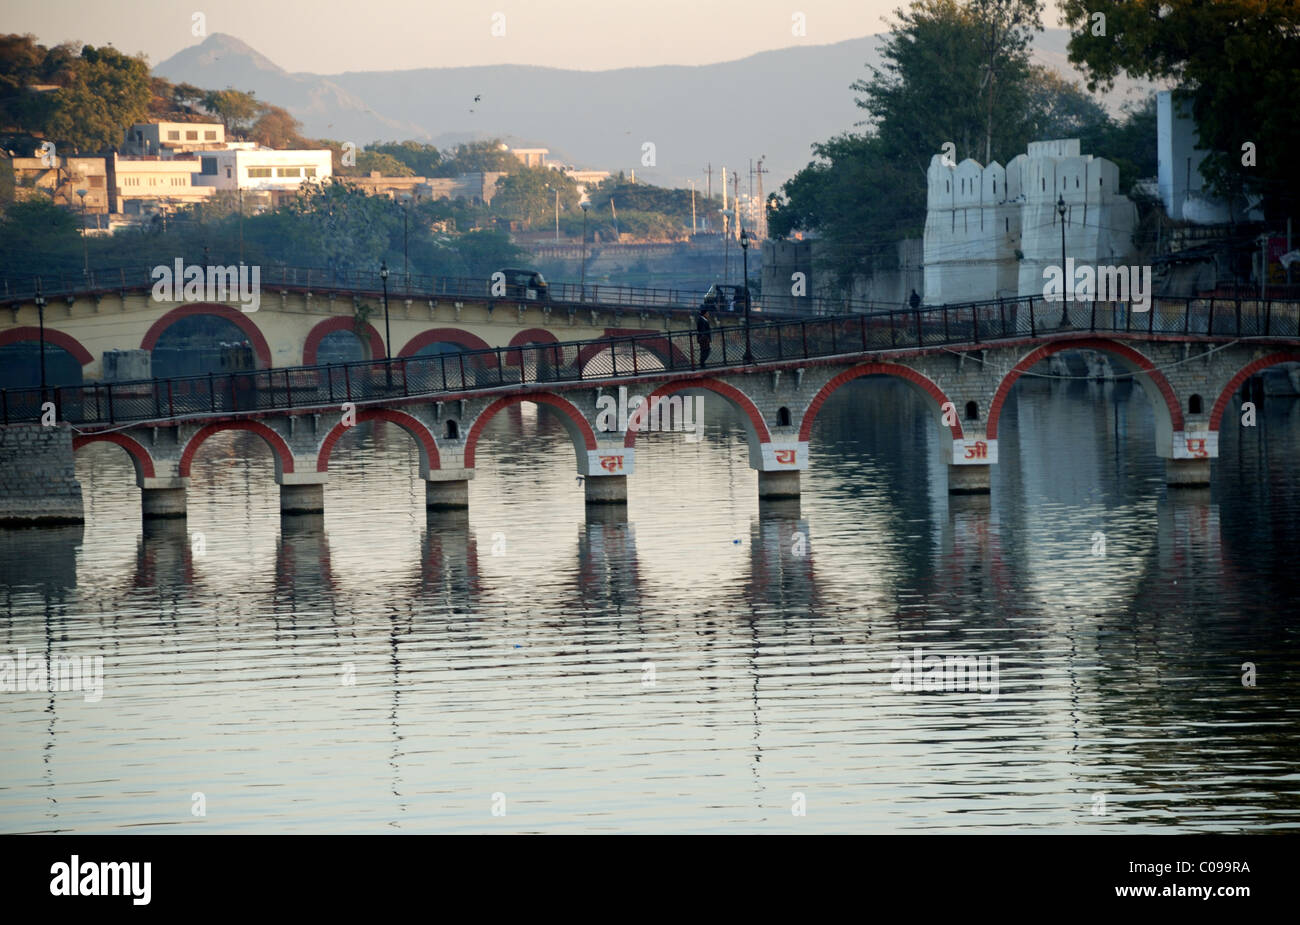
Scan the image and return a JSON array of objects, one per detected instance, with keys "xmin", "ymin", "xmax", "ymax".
[{"xmin": 9, "ymin": 0, "xmax": 1069, "ymax": 73}]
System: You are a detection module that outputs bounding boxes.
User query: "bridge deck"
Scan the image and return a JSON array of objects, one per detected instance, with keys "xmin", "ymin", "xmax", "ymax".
[{"xmin": 5, "ymin": 295, "xmax": 1300, "ymax": 428}]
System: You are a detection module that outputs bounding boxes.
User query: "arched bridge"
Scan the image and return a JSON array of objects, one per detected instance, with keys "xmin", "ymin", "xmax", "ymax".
[
  {"xmin": 5, "ymin": 290, "xmax": 1300, "ymax": 521},
  {"xmin": 0, "ymin": 264, "xmax": 724, "ymax": 380}
]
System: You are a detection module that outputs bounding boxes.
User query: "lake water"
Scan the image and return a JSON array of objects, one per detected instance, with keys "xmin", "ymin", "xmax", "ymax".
[{"xmin": 2, "ymin": 377, "xmax": 1297, "ymax": 833}]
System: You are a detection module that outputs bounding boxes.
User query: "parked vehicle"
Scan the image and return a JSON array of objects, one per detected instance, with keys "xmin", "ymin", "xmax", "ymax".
[
  {"xmin": 494, "ymin": 268, "xmax": 551, "ymax": 302},
  {"xmin": 702, "ymin": 283, "xmax": 754, "ymax": 314}
]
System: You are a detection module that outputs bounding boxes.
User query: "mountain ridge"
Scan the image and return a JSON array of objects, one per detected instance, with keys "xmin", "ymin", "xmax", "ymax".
[{"xmin": 155, "ymin": 30, "xmax": 1156, "ymax": 190}]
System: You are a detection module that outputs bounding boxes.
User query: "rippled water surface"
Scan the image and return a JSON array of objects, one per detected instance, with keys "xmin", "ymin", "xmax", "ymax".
[{"xmin": 2, "ymin": 378, "xmax": 1298, "ymax": 832}]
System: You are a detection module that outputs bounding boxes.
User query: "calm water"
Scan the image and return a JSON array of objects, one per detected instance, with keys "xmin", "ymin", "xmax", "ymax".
[{"xmin": 2, "ymin": 377, "xmax": 1298, "ymax": 833}]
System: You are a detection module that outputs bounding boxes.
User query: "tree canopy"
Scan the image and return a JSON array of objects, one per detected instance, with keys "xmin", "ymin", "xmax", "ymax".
[
  {"xmin": 769, "ymin": 0, "xmax": 1141, "ymax": 289},
  {"xmin": 1060, "ymin": 0, "xmax": 1300, "ymax": 219}
]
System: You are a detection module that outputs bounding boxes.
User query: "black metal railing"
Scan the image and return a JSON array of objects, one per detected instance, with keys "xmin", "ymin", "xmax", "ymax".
[
  {"xmin": 5, "ymin": 294, "xmax": 1299, "ymax": 427},
  {"xmin": 0, "ymin": 264, "xmax": 715, "ymax": 314}
]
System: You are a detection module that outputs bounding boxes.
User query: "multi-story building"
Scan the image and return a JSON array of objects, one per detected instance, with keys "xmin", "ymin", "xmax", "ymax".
[
  {"xmin": 9, "ymin": 156, "xmax": 110, "ymax": 215},
  {"xmin": 509, "ymin": 147, "xmax": 549, "ymax": 168},
  {"xmin": 417, "ymin": 172, "xmax": 508, "ymax": 206},
  {"xmin": 124, "ymin": 121, "xmax": 227, "ymax": 157},
  {"xmin": 191, "ymin": 148, "xmax": 333, "ymax": 194},
  {"xmin": 343, "ymin": 172, "xmax": 428, "ymax": 199},
  {"xmin": 109, "ymin": 155, "xmax": 214, "ymax": 215}
]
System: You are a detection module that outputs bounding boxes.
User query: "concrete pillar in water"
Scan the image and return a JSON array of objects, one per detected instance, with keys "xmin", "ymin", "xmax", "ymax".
[
  {"xmin": 1166, "ymin": 458, "xmax": 1211, "ymax": 487},
  {"xmin": 142, "ymin": 486, "xmax": 187, "ymax": 519},
  {"xmin": 948, "ymin": 464, "xmax": 991, "ymax": 494},
  {"xmin": 758, "ymin": 470, "xmax": 800, "ymax": 499},
  {"xmin": 278, "ymin": 470, "xmax": 328, "ymax": 514},
  {"xmin": 280, "ymin": 483, "xmax": 324, "ymax": 514},
  {"xmin": 584, "ymin": 475, "xmax": 627, "ymax": 504},
  {"xmin": 426, "ymin": 479, "xmax": 470, "ymax": 509}
]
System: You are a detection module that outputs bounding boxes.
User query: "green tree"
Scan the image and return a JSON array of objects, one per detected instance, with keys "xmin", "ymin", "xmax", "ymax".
[
  {"xmin": 1060, "ymin": 0, "xmax": 1300, "ymax": 218},
  {"xmin": 969, "ymin": 0, "xmax": 1044, "ymax": 163},
  {"xmin": 280, "ymin": 180, "xmax": 395, "ymax": 273},
  {"xmin": 368, "ymin": 141, "xmax": 442, "ymax": 176},
  {"xmin": 433, "ymin": 140, "xmax": 518, "ymax": 176},
  {"xmin": 203, "ymin": 88, "xmax": 263, "ymax": 136},
  {"xmin": 0, "ymin": 196, "xmax": 80, "ymax": 274},
  {"xmin": 492, "ymin": 165, "xmax": 578, "ymax": 227},
  {"xmin": 339, "ymin": 150, "xmax": 414, "ymax": 177},
  {"xmin": 586, "ymin": 180, "xmax": 697, "ymax": 229},
  {"xmin": 41, "ymin": 45, "xmax": 151, "ymax": 152},
  {"xmin": 170, "ymin": 81, "xmax": 207, "ymax": 115},
  {"xmin": 771, "ymin": 0, "xmax": 1111, "ymax": 289},
  {"xmin": 249, "ymin": 104, "xmax": 303, "ymax": 148},
  {"xmin": 452, "ymin": 229, "xmax": 527, "ymax": 277}
]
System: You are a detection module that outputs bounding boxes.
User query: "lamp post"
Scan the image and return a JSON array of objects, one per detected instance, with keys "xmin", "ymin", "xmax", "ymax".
[
  {"xmin": 380, "ymin": 261, "xmax": 392, "ymax": 388},
  {"xmin": 35, "ymin": 283, "xmax": 47, "ymax": 400},
  {"xmin": 580, "ymin": 200, "xmax": 590, "ymax": 301},
  {"xmin": 721, "ymin": 208, "xmax": 734, "ymax": 284},
  {"xmin": 1057, "ymin": 193, "xmax": 1070, "ymax": 328},
  {"xmin": 76, "ymin": 188, "xmax": 89, "ymax": 278},
  {"xmin": 740, "ymin": 228, "xmax": 753, "ymax": 364}
]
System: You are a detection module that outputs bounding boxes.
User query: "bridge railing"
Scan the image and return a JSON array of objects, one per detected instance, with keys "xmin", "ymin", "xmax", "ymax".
[
  {"xmin": 0, "ymin": 264, "xmax": 715, "ymax": 314},
  {"xmin": 5, "ymin": 294, "xmax": 1300, "ymax": 427}
]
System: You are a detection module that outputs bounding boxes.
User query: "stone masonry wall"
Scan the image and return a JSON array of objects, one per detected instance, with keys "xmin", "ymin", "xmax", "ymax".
[{"xmin": 0, "ymin": 423, "xmax": 84, "ymax": 524}]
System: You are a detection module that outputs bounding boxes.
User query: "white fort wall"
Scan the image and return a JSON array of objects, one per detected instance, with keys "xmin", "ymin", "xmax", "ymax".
[{"xmin": 923, "ymin": 139, "xmax": 1137, "ymax": 304}]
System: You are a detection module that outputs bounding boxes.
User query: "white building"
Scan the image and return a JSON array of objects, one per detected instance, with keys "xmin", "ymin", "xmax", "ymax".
[
  {"xmin": 923, "ymin": 139, "xmax": 1137, "ymax": 304},
  {"xmin": 509, "ymin": 147, "xmax": 549, "ymax": 168},
  {"xmin": 1155, "ymin": 90, "xmax": 1257, "ymax": 225},
  {"xmin": 124, "ymin": 122, "xmax": 225, "ymax": 156},
  {"xmin": 192, "ymin": 148, "xmax": 333, "ymax": 192},
  {"xmin": 111, "ymin": 155, "xmax": 214, "ymax": 214}
]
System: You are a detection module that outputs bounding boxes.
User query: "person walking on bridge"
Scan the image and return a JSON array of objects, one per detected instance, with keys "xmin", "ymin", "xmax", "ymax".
[
  {"xmin": 909, "ymin": 289, "xmax": 921, "ymax": 310},
  {"xmin": 697, "ymin": 307, "xmax": 713, "ymax": 366}
]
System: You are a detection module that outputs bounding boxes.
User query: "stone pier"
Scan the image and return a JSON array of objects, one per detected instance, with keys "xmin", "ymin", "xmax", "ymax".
[
  {"xmin": 141, "ymin": 485, "xmax": 187, "ymax": 518},
  {"xmin": 1166, "ymin": 458, "xmax": 1212, "ymax": 487},
  {"xmin": 757, "ymin": 470, "xmax": 801, "ymax": 499},
  {"xmin": 426, "ymin": 479, "xmax": 471, "ymax": 509},
  {"xmin": 0, "ymin": 424, "xmax": 83, "ymax": 525},
  {"xmin": 948, "ymin": 465, "xmax": 991, "ymax": 495},
  {"xmin": 584, "ymin": 475, "xmax": 628, "ymax": 504},
  {"xmin": 280, "ymin": 483, "xmax": 325, "ymax": 514}
]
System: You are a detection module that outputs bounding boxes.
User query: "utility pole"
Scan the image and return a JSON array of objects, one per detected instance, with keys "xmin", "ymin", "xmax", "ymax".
[
  {"xmin": 748, "ymin": 159, "xmax": 754, "ymax": 222},
  {"xmin": 721, "ymin": 164, "xmax": 728, "ymax": 241},
  {"xmin": 732, "ymin": 171, "xmax": 740, "ymax": 240},
  {"xmin": 755, "ymin": 157, "xmax": 768, "ymax": 239},
  {"xmin": 704, "ymin": 163, "xmax": 712, "ymax": 203},
  {"xmin": 689, "ymin": 179, "xmax": 697, "ymax": 235}
]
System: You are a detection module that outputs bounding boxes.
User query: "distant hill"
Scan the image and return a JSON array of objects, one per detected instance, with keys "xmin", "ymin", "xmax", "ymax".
[
  {"xmin": 154, "ymin": 31, "xmax": 1159, "ymax": 191},
  {"xmin": 153, "ymin": 34, "xmax": 431, "ymax": 144}
]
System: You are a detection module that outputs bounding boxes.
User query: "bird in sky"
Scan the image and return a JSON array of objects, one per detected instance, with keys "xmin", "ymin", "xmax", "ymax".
[{"xmin": 474, "ymin": 94, "xmax": 482, "ymax": 102}]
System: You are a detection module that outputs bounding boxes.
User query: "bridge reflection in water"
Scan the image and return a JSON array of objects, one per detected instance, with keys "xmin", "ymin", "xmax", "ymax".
[{"xmin": 1, "ymin": 374, "xmax": 1297, "ymax": 832}]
